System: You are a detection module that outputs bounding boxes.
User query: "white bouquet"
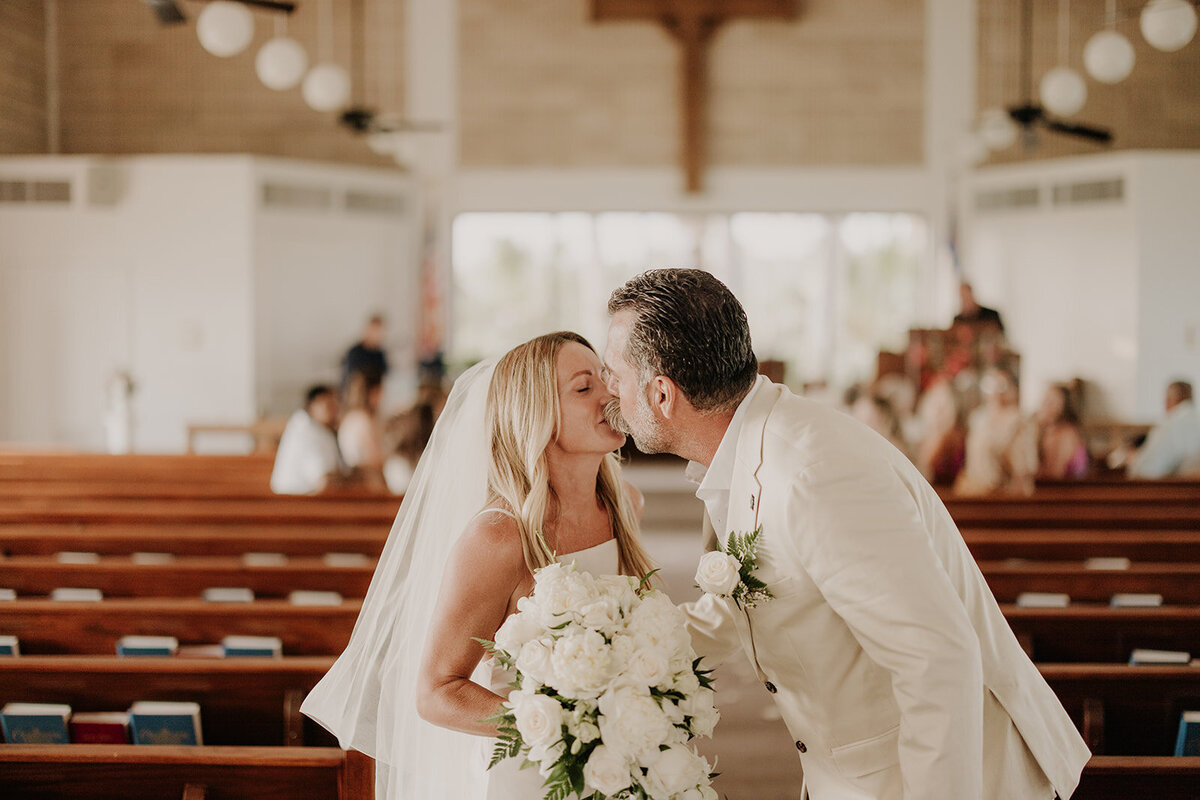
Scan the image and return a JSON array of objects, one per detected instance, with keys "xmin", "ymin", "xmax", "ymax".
[{"xmin": 481, "ymin": 562, "xmax": 720, "ymax": 800}]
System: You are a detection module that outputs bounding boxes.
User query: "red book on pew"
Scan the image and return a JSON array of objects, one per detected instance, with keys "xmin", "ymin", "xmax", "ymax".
[{"xmin": 69, "ymin": 712, "xmax": 131, "ymax": 744}]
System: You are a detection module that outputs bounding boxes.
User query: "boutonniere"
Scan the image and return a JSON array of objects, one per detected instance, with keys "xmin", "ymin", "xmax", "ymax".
[{"xmin": 695, "ymin": 525, "xmax": 773, "ymax": 609}]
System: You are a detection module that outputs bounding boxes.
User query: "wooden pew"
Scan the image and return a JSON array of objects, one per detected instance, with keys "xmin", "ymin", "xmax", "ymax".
[
  {"xmin": 961, "ymin": 528, "xmax": 1200, "ymax": 562},
  {"xmin": 1, "ymin": 598, "xmax": 360, "ymax": 656},
  {"xmin": 1004, "ymin": 605, "xmax": 1200, "ymax": 663},
  {"xmin": 0, "ymin": 745, "xmax": 373, "ymax": 800},
  {"xmin": 1040, "ymin": 664, "xmax": 1200, "ymax": 756},
  {"xmin": 1077, "ymin": 757, "xmax": 1200, "ymax": 800},
  {"xmin": 0, "ymin": 523, "xmax": 389, "ymax": 558},
  {"xmin": 0, "ymin": 453, "xmax": 274, "ymax": 485},
  {"xmin": 940, "ymin": 481, "xmax": 1200, "ymax": 504},
  {"xmin": 944, "ymin": 499, "xmax": 1200, "ymax": 529},
  {"xmin": 981, "ymin": 562, "xmax": 1200, "ymax": 605},
  {"xmin": 0, "ymin": 496, "xmax": 401, "ymax": 526},
  {"xmin": 0, "ymin": 655, "xmax": 337, "ymax": 747},
  {"xmin": 0, "ymin": 556, "xmax": 375, "ymax": 599}
]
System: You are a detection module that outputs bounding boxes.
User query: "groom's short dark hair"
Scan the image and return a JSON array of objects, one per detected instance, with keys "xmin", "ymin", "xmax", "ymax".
[{"xmin": 608, "ymin": 268, "xmax": 758, "ymax": 413}]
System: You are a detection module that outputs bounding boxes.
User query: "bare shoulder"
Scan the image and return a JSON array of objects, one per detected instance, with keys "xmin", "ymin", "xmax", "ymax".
[
  {"xmin": 623, "ymin": 480, "xmax": 645, "ymax": 521},
  {"xmin": 452, "ymin": 505, "xmax": 527, "ymax": 575}
]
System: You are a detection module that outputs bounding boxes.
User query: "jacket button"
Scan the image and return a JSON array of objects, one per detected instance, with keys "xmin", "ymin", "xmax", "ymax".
[
  {"xmin": 764, "ymin": 681, "xmax": 777, "ymax": 694},
  {"xmin": 795, "ymin": 741, "xmax": 807, "ymax": 753}
]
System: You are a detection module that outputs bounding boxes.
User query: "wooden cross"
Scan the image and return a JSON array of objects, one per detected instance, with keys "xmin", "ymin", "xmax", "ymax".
[{"xmin": 591, "ymin": 0, "xmax": 799, "ymax": 193}]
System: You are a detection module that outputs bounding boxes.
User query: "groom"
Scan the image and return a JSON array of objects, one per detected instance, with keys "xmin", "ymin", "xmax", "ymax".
[{"xmin": 602, "ymin": 269, "xmax": 1090, "ymax": 800}]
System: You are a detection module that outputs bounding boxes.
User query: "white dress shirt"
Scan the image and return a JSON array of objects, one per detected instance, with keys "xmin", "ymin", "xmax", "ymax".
[
  {"xmin": 686, "ymin": 376, "xmax": 764, "ymax": 535},
  {"xmin": 1130, "ymin": 399, "xmax": 1200, "ymax": 478},
  {"xmin": 270, "ymin": 410, "xmax": 345, "ymax": 495}
]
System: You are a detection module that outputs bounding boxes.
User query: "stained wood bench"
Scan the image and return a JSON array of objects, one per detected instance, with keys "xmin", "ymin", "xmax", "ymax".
[
  {"xmin": 1, "ymin": 598, "xmax": 360, "ymax": 656},
  {"xmin": 0, "ymin": 523, "xmax": 389, "ymax": 558},
  {"xmin": 1003, "ymin": 605, "xmax": 1200, "ymax": 663},
  {"xmin": 1077, "ymin": 756, "xmax": 1200, "ymax": 800},
  {"xmin": 0, "ymin": 496, "xmax": 401, "ymax": 526},
  {"xmin": 0, "ymin": 745, "xmax": 373, "ymax": 800},
  {"xmin": 0, "ymin": 556, "xmax": 375, "ymax": 599},
  {"xmin": 0, "ymin": 453, "xmax": 274, "ymax": 484},
  {"xmin": 945, "ymin": 499, "xmax": 1200, "ymax": 529},
  {"xmin": 981, "ymin": 562, "xmax": 1200, "ymax": 605},
  {"xmin": 961, "ymin": 528, "xmax": 1200, "ymax": 562},
  {"xmin": 1041, "ymin": 664, "xmax": 1200, "ymax": 756},
  {"xmin": 0, "ymin": 655, "xmax": 337, "ymax": 747}
]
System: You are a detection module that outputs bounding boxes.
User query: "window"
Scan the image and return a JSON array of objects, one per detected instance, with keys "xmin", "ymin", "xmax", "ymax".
[{"xmin": 451, "ymin": 211, "xmax": 928, "ymax": 392}]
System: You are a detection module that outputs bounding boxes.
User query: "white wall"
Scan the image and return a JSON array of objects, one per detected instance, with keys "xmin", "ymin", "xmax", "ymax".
[
  {"xmin": 963, "ymin": 151, "xmax": 1200, "ymax": 421},
  {"xmin": 0, "ymin": 155, "xmax": 416, "ymax": 452},
  {"xmin": 0, "ymin": 156, "xmax": 256, "ymax": 451}
]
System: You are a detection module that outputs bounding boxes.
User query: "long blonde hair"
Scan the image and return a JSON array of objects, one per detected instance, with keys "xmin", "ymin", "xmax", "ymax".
[{"xmin": 486, "ymin": 331, "xmax": 654, "ymax": 579}]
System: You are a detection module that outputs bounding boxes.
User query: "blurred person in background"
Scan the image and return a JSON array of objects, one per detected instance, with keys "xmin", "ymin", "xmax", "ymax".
[
  {"xmin": 1035, "ymin": 383, "xmax": 1089, "ymax": 481},
  {"xmin": 383, "ymin": 400, "xmax": 437, "ymax": 494},
  {"xmin": 1128, "ymin": 380, "xmax": 1200, "ymax": 478},
  {"xmin": 271, "ymin": 384, "xmax": 349, "ymax": 495},
  {"xmin": 954, "ymin": 367, "xmax": 1037, "ymax": 496},
  {"xmin": 341, "ymin": 314, "xmax": 389, "ymax": 391},
  {"xmin": 914, "ymin": 374, "xmax": 967, "ymax": 486},
  {"xmin": 339, "ymin": 371, "xmax": 387, "ymax": 490}
]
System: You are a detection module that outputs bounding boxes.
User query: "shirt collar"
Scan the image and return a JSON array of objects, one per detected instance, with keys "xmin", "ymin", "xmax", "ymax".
[{"xmin": 687, "ymin": 376, "xmax": 766, "ymax": 496}]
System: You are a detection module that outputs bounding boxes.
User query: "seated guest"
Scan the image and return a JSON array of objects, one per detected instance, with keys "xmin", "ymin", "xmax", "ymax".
[
  {"xmin": 1129, "ymin": 380, "xmax": 1200, "ymax": 478},
  {"xmin": 914, "ymin": 375, "xmax": 967, "ymax": 486},
  {"xmin": 383, "ymin": 401, "xmax": 436, "ymax": 494},
  {"xmin": 270, "ymin": 385, "xmax": 348, "ymax": 495},
  {"xmin": 338, "ymin": 371, "xmax": 386, "ymax": 475},
  {"xmin": 1036, "ymin": 382, "xmax": 1089, "ymax": 480},
  {"xmin": 954, "ymin": 367, "xmax": 1037, "ymax": 495},
  {"xmin": 849, "ymin": 391, "xmax": 910, "ymax": 458}
]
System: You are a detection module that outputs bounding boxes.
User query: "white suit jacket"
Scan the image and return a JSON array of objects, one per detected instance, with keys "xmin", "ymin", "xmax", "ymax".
[{"xmin": 683, "ymin": 380, "xmax": 1090, "ymax": 800}]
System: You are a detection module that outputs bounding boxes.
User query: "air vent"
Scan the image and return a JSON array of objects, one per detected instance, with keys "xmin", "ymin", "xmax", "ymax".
[
  {"xmin": 0, "ymin": 178, "xmax": 72, "ymax": 204},
  {"xmin": 1052, "ymin": 177, "xmax": 1124, "ymax": 206},
  {"xmin": 344, "ymin": 190, "xmax": 405, "ymax": 215},
  {"xmin": 974, "ymin": 185, "xmax": 1040, "ymax": 212},
  {"xmin": 260, "ymin": 181, "xmax": 333, "ymax": 211}
]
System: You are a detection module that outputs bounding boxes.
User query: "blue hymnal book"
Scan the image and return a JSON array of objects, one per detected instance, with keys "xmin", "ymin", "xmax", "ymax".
[
  {"xmin": 1, "ymin": 703, "xmax": 71, "ymax": 744},
  {"xmin": 129, "ymin": 701, "xmax": 202, "ymax": 746},
  {"xmin": 222, "ymin": 635, "xmax": 282, "ymax": 658},
  {"xmin": 1176, "ymin": 711, "xmax": 1200, "ymax": 757},
  {"xmin": 0, "ymin": 635, "xmax": 18, "ymax": 656},
  {"xmin": 117, "ymin": 635, "xmax": 179, "ymax": 657}
]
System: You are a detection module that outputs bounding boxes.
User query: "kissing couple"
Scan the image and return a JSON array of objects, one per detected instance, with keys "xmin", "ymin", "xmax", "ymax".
[{"xmin": 303, "ymin": 268, "xmax": 1089, "ymax": 800}]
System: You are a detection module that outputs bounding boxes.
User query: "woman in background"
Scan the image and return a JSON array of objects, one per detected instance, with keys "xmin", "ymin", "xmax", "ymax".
[{"xmin": 1036, "ymin": 383, "xmax": 1089, "ymax": 480}]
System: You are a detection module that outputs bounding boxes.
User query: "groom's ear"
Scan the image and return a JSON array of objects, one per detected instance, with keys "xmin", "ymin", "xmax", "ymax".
[{"xmin": 649, "ymin": 375, "xmax": 681, "ymax": 420}]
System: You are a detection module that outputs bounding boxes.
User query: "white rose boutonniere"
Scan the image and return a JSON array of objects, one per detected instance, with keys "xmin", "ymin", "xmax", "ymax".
[{"xmin": 694, "ymin": 525, "xmax": 773, "ymax": 609}]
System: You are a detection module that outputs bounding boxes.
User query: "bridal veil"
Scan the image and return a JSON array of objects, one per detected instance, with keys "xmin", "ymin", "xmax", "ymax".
[{"xmin": 301, "ymin": 359, "xmax": 496, "ymax": 799}]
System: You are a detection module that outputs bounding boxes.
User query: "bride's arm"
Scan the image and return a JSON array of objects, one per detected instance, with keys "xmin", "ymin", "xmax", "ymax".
[{"xmin": 416, "ymin": 512, "xmax": 528, "ymax": 736}]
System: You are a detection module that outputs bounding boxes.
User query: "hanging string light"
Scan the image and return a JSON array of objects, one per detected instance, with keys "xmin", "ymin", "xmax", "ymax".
[
  {"xmin": 303, "ymin": 0, "xmax": 351, "ymax": 112},
  {"xmin": 1040, "ymin": 0, "xmax": 1088, "ymax": 116},
  {"xmin": 256, "ymin": 14, "xmax": 309, "ymax": 91},
  {"xmin": 1084, "ymin": 0, "xmax": 1136, "ymax": 84}
]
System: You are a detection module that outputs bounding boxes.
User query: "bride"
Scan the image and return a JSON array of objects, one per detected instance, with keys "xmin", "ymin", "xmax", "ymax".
[{"xmin": 302, "ymin": 331, "xmax": 655, "ymax": 799}]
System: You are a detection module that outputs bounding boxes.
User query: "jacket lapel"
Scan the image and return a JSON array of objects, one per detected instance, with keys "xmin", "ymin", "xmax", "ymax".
[{"xmin": 725, "ymin": 380, "xmax": 785, "ymax": 539}]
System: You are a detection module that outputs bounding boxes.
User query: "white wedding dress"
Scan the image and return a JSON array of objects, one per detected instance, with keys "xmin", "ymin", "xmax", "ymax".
[{"xmin": 482, "ymin": 538, "xmax": 619, "ymax": 800}]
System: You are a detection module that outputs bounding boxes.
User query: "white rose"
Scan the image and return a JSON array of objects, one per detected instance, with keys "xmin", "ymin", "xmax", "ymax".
[
  {"xmin": 623, "ymin": 647, "xmax": 671, "ymax": 688},
  {"xmin": 674, "ymin": 670, "xmax": 701, "ymax": 695},
  {"xmin": 695, "ymin": 551, "xmax": 742, "ymax": 596},
  {"xmin": 577, "ymin": 594, "xmax": 622, "ymax": 633},
  {"xmin": 538, "ymin": 567, "xmax": 600, "ymax": 621},
  {"xmin": 494, "ymin": 609, "xmax": 542, "ymax": 657},
  {"xmin": 595, "ymin": 574, "xmax": 639, "ymax": 613},
  {"xmin": 597, "ymin": 686, "xmax": 674, "ymax": 760},
  {"xmin": 627, "ymin": 594, "xmax": 690, "ymax": 660},
  {"xmin": 642, "ymin": 744, "xmax": 710, "ymax": 800},
  {"xmin": 583, "ymin": 744, "xmax": 633, "ymax": 796},
  {"xmin": 516, "ymin": 637, "xmax": 557, "ymax": 685},
  {"xmin": 680, "ymin": 686, "xmax": 720, "ymax": 738},
  {"xmin": 608, "ymin": 633, "xmax": 637, "ymax": 673},
  {"xmin": 550, "ymin": 629, "xmax": 613, "ymax": 698},
  {"xmin": 507, "ymin": 689, "xmax": 563, "ymax": 748}
]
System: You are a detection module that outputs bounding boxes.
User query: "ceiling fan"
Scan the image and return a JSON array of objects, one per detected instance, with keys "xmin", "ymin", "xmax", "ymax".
[
  {"xmin": 141, "ymin": 0, "xmax": 297, "ymax": 26},
  {"xmin": 1005, "ymin": 0, "xmax": 1113, "ymax": 146}
]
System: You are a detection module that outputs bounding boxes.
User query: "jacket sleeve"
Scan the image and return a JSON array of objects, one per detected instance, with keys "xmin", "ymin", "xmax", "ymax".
[
  {"xmin": 780, "ymin": 457, "xmax": 985, "ymax": 800},
  {"xmin": 680, "ymin": 591, "xmax": 743, "ymax": 670}
]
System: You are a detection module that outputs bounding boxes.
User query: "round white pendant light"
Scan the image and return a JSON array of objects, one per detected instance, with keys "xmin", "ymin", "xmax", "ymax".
[
  {"xmin": 1140, "ymin": 0, "xmax": 1198, "ymax": 52},
  {"xmin": 302, "ymin": 63, "xmax": 350, "ymax": 112},
  {"xmin": 196, "ymin": 1, "xmax": 255, "ymax": 58},
  {"xmin": 1083, "ymin": 30, "xmax": 1136, "ymax": 83},
  {"xmin": 1040, "ymin": 67, "xmax": 1088, "ymax": 116},
  {"xmin": 256, "ymin": 37, "xmax": 308, "ymax": 90},
  {"xmin": 977, "ymin": 107, "xmax": 1019, "ymax": 150}
]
